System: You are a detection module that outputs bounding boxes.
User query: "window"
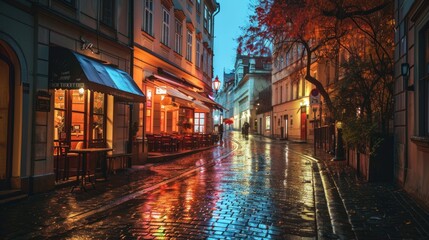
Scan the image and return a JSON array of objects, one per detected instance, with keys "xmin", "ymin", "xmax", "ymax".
[
  {"xmin": 143, "ymin": 0, "xmax": 153, "ymax": 35},
  {"xmin": 174, "ymin": 19, "xmax": 183, "ymax": 54},
  {"xmin": 194, "ymin": 112, "xmax": 205, "ymax": 132},
  {"xmin": 91, "ymin": 92, "xmax": 105, "ymax": 143},
  {"xmin": 280, "ymin": 86, "xmax": 283, "ymax": 103},
  {"xmin": 186, "ymin": 30, "xmax": 193, "ymax": 61},
  {"xmin": 145, "ymin": 88, "xmax": 153, "ymax": 133},
  {"xmin": 419, "ymin": 25, "xmax": 429, "ymax": 136},
  {"xmin": 196, "ymin": 0, "xmax": 201, "ymax": 12},
  {"xmin": 101, "ymin": 0, "xmax": 115, "ymax": 28},
  {"xmin": 54, "ymin": 90, "xmax": 67, "ymax": 141},
  {"xmin": 265, "ymin": 116, "xmax": 271, "ymax": 130},
  {"xmin": 196, "ymin": 38, "xmax": 201, "ymax": 68},
  {"xmin": 203, "ymin": 5, "xmax": 209, "ymax": 31},
  {"xmin": 54, "ymin": 89, "xmax": 108, "ymax": 149},
  {"xmin": 162, "ymin": 8, "xmax": 170, "ymax": 46}
]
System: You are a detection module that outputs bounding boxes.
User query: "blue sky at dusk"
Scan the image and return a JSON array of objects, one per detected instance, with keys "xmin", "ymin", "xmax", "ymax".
[{"xmin": 213, "ymin": 0, "xmax": 254, "ymax": 87}]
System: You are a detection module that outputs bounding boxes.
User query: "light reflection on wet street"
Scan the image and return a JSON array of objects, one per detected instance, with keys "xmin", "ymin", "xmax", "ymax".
[{"xmin": 59, "ymin": 132, "xmax": 316, "ymax": 239}]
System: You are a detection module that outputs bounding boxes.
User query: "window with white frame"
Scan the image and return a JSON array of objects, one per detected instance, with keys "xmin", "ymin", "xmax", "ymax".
[
  {"xmin": 143, "ymin": 0, "xmax": 153, "ymax": 35},
  {"xmin": 174, "ymin": 19, "xmax": 182, "ymax": 54},
  {"xmin": 161, "ymin": 8, "xmax": 170, "ymax": 46},
  {"xmin": 186, "ymin": 30, "xmax": 193, "ymax": 61},
  {"xmin": 194, "ymin": 112, "xmax": 205, "ymax": 133}
]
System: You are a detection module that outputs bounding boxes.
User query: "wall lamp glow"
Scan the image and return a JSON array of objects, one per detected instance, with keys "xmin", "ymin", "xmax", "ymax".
[{"xmin": 401, "ymin": 63, "xmax": 414, "ymax": 91}]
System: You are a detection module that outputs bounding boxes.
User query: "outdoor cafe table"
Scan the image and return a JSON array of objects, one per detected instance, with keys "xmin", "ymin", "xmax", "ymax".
[{"xmin": 69, "ymin": 147, "xmax": 112, "ymax": 192}]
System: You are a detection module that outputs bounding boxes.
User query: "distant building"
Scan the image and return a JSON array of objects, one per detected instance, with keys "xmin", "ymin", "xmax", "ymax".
[
  {"xmin": 232, "ymin": 55, "xmax": 272, "ymax": 132},
  {"xmin": 271, "ymin": 44, "xmax": 324, "ymax": 142},
  {"xmin": 215, "ymin": 55, "xmax": 271, "ymax": 133}
]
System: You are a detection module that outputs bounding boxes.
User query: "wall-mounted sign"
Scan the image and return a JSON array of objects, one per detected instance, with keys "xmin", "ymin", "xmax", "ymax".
[
  {"xmin": 155, "ymin": 86, "xmax": 167, "ymax": 95},
  {"xmin": 310, "ymin": 88, "xmax": 320, "ymax": 106}
]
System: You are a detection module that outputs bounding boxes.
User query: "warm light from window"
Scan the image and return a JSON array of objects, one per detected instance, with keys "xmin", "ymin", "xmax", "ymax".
[{"xmin": 78, "ymin": 87, "xmax": 85, "ymax": 96}]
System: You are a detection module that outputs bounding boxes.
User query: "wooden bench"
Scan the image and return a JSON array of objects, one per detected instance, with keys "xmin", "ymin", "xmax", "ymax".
[{"xmin": 106, "ymin": 153, "xmax": 132, "ymax": 174}]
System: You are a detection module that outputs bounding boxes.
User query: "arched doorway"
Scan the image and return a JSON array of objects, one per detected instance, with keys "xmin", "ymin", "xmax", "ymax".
[{"xmin": 0, "ymin": 52, "xmax": 14, "ymax": 190}]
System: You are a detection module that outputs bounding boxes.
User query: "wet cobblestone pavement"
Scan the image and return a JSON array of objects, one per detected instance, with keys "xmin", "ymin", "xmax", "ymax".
[
  {"xmin": 50, "ymin": 132, "xmax": 316, "ymax": 239},
  {"xmin": 1, "ymin": 131, "xmax": 429, "ymax": 239}
]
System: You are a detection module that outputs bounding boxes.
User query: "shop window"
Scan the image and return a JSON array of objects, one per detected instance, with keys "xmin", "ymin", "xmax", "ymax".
[
  {"xmin": 179, "ymin": 107, "xmax": 194, "ymax": 133},
  {"xmin": 91, "ymin": 92, "xmax": 105, "ymax": 143},
  {"xmin": 194, "ymin": 112, "xmax": 205, "ymax": 133},
  {"xmin": 54, "ymin": 89, "xmax": 107, "ymax": 149},
  {"xmin": 70, "ymin": 89, "xmax": 86, "ymax": 148},
  {"xmin": 54, "ymin": 90, "xmax": 66, "ymax": 141},
  {"xmin": 144, "ymin": 88, "xmax": 153, "ymax": 133}
]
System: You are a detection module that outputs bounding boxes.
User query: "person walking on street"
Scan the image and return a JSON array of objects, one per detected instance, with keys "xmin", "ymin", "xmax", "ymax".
[
  {"xmin": 218, "ymin": 123, "xmax": 224, "ymax": 140},
  {"xmin": 243, "ymin": 122, "xmax": 250, "ymax": 137}
]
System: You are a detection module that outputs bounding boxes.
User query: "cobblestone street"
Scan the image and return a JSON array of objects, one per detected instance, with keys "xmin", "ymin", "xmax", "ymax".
[{"xmin": 1, "ymin": 132, "xmax": 429, "ymax": 239}]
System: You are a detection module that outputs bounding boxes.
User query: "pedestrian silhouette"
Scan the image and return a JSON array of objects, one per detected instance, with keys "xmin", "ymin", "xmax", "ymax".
[
  {"xmin": 218, "ymin": 123, "xmax": 224, "ymax": 140},
  {"xmin": 243, "ymin": 122, "xmax": 250, "ymax": 138}
]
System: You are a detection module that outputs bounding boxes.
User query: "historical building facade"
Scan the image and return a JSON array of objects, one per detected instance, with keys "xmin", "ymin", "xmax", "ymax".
[
  {"xmin": 0, "ymin": 0, "xmax": 219, "ymax": 195},
  {"xmin": 214, "ymin": 55, "xmax": 271, "ymax": 134},
  {"xmin": 394, "ymin": 0, "xmax": 429, "ymax": 208},
  {"xmin": 271, "ymin": 44, "xmax": 332, "ymax": 142},
  {"xmin": 133, "ymin": 0, "xmax": 220, "ymax": 137}
]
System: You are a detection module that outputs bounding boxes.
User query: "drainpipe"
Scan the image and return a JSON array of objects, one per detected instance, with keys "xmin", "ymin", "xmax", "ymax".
[{"xmin": 211, "ymin": 2, "xmax": 220, "ymax": 77}]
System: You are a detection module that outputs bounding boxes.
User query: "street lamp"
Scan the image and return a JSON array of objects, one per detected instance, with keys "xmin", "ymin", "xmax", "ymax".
[
  {"xmin": 332, "ymin": 120, "xmax": 345, "ymax": 161},
  {"xmin": 401, "ymin": 62, "xmax": 414, "ymax": 91},
  {"xmin": 213, "ymin": 76, "xmax": 221, "ymax": 94}
]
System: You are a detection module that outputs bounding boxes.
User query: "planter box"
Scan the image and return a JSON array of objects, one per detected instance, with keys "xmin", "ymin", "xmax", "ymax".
[{"xmin": 347, "ymin": 135, "xmax": 393, "ymax": 182}]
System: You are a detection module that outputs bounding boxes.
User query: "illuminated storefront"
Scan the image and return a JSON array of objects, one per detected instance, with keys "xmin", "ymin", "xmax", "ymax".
[{"xmin": 49, "ymin": 47, "xmax": 145, "ymax": 154}]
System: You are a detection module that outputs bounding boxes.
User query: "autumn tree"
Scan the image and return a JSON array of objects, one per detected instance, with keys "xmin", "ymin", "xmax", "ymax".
[{"xmin": 238, "ymin": 0, "xmax": 394, "ymax": 124}]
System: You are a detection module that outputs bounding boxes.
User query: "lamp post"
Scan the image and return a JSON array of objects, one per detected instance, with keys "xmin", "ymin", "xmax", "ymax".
[
  {"xmin": 332, "ymin": 120, "xmax": 345, "ymax": 161},
  {"xmin": 213, "ymin": 75, "xmax": 221, "ymax": 94}
]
